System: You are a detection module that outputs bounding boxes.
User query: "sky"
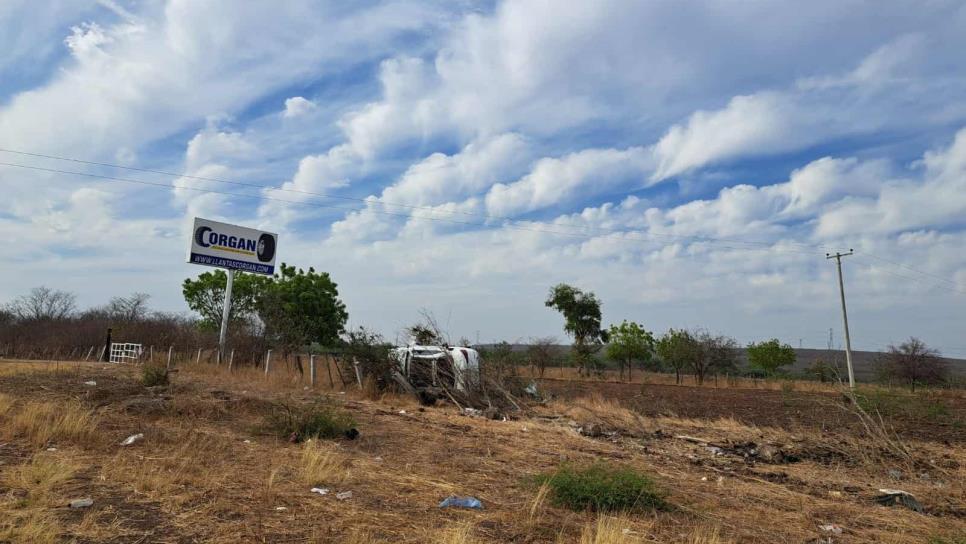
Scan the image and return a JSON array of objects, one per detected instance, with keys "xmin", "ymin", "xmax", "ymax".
[{"xmin": 1, "ymin": 0, "xmax": 965, "ymax": 354}]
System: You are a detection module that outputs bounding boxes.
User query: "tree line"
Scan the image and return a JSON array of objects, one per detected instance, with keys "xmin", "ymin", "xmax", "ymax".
[{"xmin": 543, "ymin": 282, "xmax": 952, "ymax": 390}]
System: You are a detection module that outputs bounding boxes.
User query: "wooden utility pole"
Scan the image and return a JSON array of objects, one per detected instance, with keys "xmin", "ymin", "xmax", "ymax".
[{"xmin": 827, "ymin": 250, "xmax": 856, "ymax": 388}]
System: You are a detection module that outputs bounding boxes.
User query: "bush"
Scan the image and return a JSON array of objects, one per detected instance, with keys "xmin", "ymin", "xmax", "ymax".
[
  {"xmin": 266, "ymin": 400, "xmax": 356, "ymax": 442},
  {"xmin": 141, "ymin": 365, "xmax": 169, "ymax": 387},
  {"xmin": 535, "ymin": 463, "xmax": 668, "ymax": 513}
]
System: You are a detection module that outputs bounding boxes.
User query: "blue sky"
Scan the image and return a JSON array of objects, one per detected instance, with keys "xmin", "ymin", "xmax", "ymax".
[{"xmin": 1, "ymin": 0, "xmax": 966, "ymax": 355}]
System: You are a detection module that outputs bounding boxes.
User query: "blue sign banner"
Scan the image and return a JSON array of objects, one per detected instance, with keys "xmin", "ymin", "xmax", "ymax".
[{"xmin": 189, "ymin": 252, "xmax": 275, "ymax": 275}]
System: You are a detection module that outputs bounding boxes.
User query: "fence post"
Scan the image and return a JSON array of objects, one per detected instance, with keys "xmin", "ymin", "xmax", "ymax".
[
  {"xmin": 309, "ymin": 354, "xmax": 316, "ymax": 387},
  {"xmin": 196, "ymin": 349, "xmax": 202, "ymax": 365},
  {"xmin": 166, "ymin": 346, "xmax": 173, "ymax": 370},
  {"xmin": 326, "ymin": 355, "xmax": 335, "ymax": 388},
  {"xmin": 228, "ymin": 349, "xmax": 235, "ymax": 372},
  {"xmin": 265, "ymin": 350, "xmax": 272, "ymax": 375},
  {"xmin": 85, "ymin": 346, "xmax": 94, "ymax": 362}
]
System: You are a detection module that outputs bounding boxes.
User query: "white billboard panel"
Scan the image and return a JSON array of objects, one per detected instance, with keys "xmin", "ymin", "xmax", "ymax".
[{"xmin": 187, "ymin": 217, "xmax": 278, "ymax": 275}]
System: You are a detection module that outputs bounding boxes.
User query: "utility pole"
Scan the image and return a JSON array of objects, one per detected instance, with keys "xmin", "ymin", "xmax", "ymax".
[
  {"xmin": 218, "ymin": 270, "xmax": 235, "ymax": 363},
  {"xmin": 826, "ymin": 250, "xmax": 855, "ymax": 388}
]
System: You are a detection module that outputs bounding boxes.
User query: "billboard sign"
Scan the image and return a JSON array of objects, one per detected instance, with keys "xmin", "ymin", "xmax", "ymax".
[{"xmin": 187, "ymin": 217, "xmax": 278, "ymax": 275}]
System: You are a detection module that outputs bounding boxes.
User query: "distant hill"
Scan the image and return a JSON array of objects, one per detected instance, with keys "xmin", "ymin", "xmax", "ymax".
[{"xmin": 475, "ymin": 344, "xmax": 966, "ymax": 382}]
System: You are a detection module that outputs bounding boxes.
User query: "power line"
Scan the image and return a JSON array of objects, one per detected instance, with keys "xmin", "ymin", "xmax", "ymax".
[
  {"xmin": 0, "ymin": 159, "xmax": 830, "ymax": 256},
  {"xmin": 1, "ymin": 149, "xmax": 963, "ymax": 294},
  {"xmin": 0, "ymin": 147, "xmax": 836, "ymax": 255}
]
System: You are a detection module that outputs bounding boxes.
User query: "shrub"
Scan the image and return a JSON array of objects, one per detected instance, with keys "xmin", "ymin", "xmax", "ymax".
[
  {"xmin": 535, "ymin": 463, "xmax": 668, "ymax": 513},
  {"xmin": 141, "ymin": 365, "xmax": 169, "ymax": 387},
  {"xmin": 266, "ymin": 400, "xmax": 356, "ymax": 442}
]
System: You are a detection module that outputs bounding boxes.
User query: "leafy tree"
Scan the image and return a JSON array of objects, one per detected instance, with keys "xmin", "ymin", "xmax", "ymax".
[
  {"xmin": 655, "ymin": 329, "xmax": 701, "ymax": 384},
  {"xmin": 880, "ymin": 337, "xmax": 947, "ymax": 391},
  {"xmin": 746, "ymin": 338, "xmax": 796, "ymax": 375},
  {"xmin": 5, "ymin": 287, "xmax": 76, "ymax": 321},
  {"xmin": 695, "ymin": 332, "xmax": 739, "ymax": 384},
  {"xmin": 605, "ymin": 321, "xmax": 656, "ymax": 381},
  {"xmin": 182, "ymin": 270, "xmax": 271, "ymax": 329},
  {"xmin": 527, "ymin": 336, "xmax": 559, "ymax": 378},
  {"xmin": 258, "ymin": 264, "xmax": 348, "ymax": 364},
  {"xmin": 806, "ymin": 358, "xmax": 838, "ymax": 383},
  {"xmin": 545, "ymin": 284, "xmax": 608, "ymax": 376}
]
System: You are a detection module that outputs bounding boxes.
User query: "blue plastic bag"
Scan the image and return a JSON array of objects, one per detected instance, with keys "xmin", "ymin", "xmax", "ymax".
[{"xmin": 438, "ymin": 495, "xmax": 483, "ymax": 509}]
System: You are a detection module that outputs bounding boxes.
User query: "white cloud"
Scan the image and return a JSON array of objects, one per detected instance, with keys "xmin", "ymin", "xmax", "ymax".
[
  {"xmin": 282, "ymin": 96, "xmax": 316, "ymax": 119},
  {"xmin": 484, "ymin": 146, "xmax": 652, "ymax": 216}
]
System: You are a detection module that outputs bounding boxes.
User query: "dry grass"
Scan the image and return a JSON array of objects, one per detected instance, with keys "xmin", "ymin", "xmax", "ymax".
[
  {"xmin": 0, "ymin": 359, "xmax": 961, "ymax": 543},
  {"xmin": 5, "ymin": 453, "xmax": 79, "ymax": 504},
  {"xmin": 577, "ymin": 516, "xmax": 645, "ymax": 544},
  {"xmin": 686, "ymin": 525, "xmax": 728, "ymax": 544},
  {"xmin": 0, "ymin": 452, "xmax": 79, "ymax": 544},
  {"xmin": 299, "ymin": 440, "xmax": 350, "ymax": 485},
  {"xmin": 7, "ymin": 399, "xmax": 99, "ymax": 448}
]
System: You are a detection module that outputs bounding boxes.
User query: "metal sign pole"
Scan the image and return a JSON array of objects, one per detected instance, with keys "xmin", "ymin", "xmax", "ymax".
[{"xmin": 218, "ymin": 269, "xmax": 235, "ymax": 361}]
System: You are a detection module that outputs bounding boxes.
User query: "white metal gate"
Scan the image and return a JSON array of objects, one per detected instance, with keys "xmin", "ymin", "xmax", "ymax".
[{"xmin": 109, "ymin": 343, "xmax": 142, "ymax": 364}]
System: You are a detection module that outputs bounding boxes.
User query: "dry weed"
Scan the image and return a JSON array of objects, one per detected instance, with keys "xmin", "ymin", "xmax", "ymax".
[
  {"xmin": 5, "ymin": 453, "xmax": 79, "ymax": 504},
  {"xmin": 299, "ymin": 440, "xmax": 350, "ymax": 485},
  {"xmin": 433, "ymin": 522, "xmax": 476, "ymax": 544},
  {"xmin": 8, "ymin": 400, "xmax": 98, "ymax": 448},
  {"xmin": 0, "ymin": 509, "xmax": 61, "ymax": 544},
  {"xmin": 686, "ymin": 525, "xmax": 729, "ymax": 544},
  {"xmin": 577, "ymin": 516, "xmax": 640, "ymax": 544},
  {"xmin": 528, "ymin": 481, "xmax": 552, "ymax": 525}
]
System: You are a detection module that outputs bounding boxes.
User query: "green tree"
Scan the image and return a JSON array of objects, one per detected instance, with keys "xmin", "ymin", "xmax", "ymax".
[
  {"xmin": 182, "ymin": 270, "xmax": 270, "ymax": 329},
  {"xmin": 258, "ymin": 264, "xmax": 349, "ymax": 369},
  {"xmin": 655, "ymin": 329, "xmax": 700, "ymax": 385},
  {"xmin": 605, "ymin": 321, "xmax": 656, "ymax": 382},
  {"xmin": 746, "ymin": 338, "xmax": 796, "ymax": 375},
  {"xmin": 545, "ymin": 284, "xmax": 608, "ymax": 376}
]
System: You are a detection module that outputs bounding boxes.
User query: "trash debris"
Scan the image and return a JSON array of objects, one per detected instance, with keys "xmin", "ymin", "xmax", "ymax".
[
  {"xmin": 463, "ymin": 407, "xmax": 483, "ymax": 417},
  {"xmin": 310, "ymin": 487, "xmax": 329, "ymax": 496},
  {"xmin": 438, "ymin": 495, "xmax": 483, "ymax": 509},
  {"xmin": 243, "ymin": 439, "xmax": 251, "ymax": 444},
  {"xmin": 705, "ymin": 446, "xmax": 724, "ymax": 456},
  {"xmin": 875, "ymin": 489, "xmax": 923, "ymax": 512},
  {"xmin": 84, "ymin": 381, "xmax": 96, "ymax": 386},
  {"xmin": 69, "ymin": 498, "xmax": 93, "ymax": 508},
  {"xmin": 888, "ymin": 469, "xmax": 903, "ymax": 480},
  {"xmin": 120, "ymin": 433, "xmax": 144, "ymax": 446},
  {"xmin": 275, "ymin": 506, "xmax": 287, "ymax": 511},
  {"xmin": 578, "ymin": 423, "xmax": 605, "ymax": 438},
  {"xmin": 336, "ymin": 491, "xmax": 353, "ymax": 501},
  {"xmin": 828, "ymin": 491, "xmax": 842, "ymax": 498},
  {"xmin": 46, "ymin": 447, "xmax": 57, "ymax": 452},
  {"xmin": 398, "ymin": 410, "xmax": 407, "ymax": 415},
  {"xmin": 818, "ymin": 524, "xmax": 843, "ymax": 535},
  {"xmin": 524, "ymin": 381, "xmax": 539, "ymax": 397}
]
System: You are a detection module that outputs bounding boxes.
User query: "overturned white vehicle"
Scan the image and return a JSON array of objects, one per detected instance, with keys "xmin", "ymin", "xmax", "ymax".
[{"xmin": 390, "ymin": 344, "xmax": 481, "ymax": 393}]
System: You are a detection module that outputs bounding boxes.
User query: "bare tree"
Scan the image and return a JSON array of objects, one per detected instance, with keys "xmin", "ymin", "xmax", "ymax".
[
  {"xmin": 880, "ymin": 337, "xmax": 947, "ymax": 391},
  {"xmin": 6, "ymin": 287, "xmax": 77, "ymax": 321},
  {"xmin": 105, "ymin": 293, "xmax": 151, "ymax": 321},
  {"xmin": 695, "ymin": 331, "xmax": 738, "ymax": 385},
  {"xmin": 526, "ymin": 336, "xmax": 558, "ymax": 378}
]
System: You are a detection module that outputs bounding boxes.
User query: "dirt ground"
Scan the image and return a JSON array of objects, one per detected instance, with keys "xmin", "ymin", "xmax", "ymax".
[
  {"xmin": 538, "ymin": 378, "xmax": 966, "ymax": 443},
  {"xmin": 0, "ymin": 360, "xmax": 963, "ymax": 543}
]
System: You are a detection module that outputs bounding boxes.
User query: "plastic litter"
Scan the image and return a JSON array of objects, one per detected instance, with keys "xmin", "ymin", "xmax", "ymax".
[
  {"xmin": 336, "ymin": 491, "xmax": 353, "ymax": 500},
  {"xmin": 398, "ymin": 410, "xmax": 407, "ymax": 414},
  {"xmin": 84, "ymin": 381, "xmax": 96, "ymax": 386},
  {"xmin": 818, "ymin": 524, "xmax": 843, "ymax": 535},
  {"xmin": 69, "ymin": 498, "xmax": 93, "ymax": 508},
  {"xmin": 525, "ymin": 382, "xmax": 539, "ymax": 396},
  {"xmin": 462, "ymin": 407, "xmax": 482, "ymax": 417},
  {"xmin": 875, "ymin": 489, "xmax": 923, "ymax": 512},
  {"xmin": 275, "ymin": 506, "xmax": 287, "ymax": 511},
  {"xmin": 120, "ymin": 433, "xmax": 144, "ymax": 446},
  {"xmin": 310, "ymin": 487, "xmax": 329, "ymax": 496},
  {"xmin": 46, "ymin": 447, "xmax": 57, "ymax": 452},
  {"xmin": 438, "ymin": 496, "xmax": 483, "ymax": 509}
]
